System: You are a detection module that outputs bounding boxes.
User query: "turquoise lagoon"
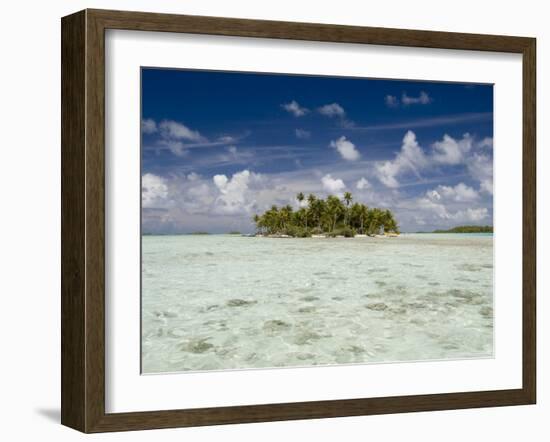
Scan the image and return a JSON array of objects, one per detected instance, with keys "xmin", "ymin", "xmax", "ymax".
[{"xmin": 141, "ymin": 234, "xmax": 493, "ymax": 373}]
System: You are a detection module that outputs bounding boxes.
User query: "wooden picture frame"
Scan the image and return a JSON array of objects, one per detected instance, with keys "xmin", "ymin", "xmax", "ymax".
[{"xmin": 61, "ymin": 8, "xmax": 536, "ymax": 433}]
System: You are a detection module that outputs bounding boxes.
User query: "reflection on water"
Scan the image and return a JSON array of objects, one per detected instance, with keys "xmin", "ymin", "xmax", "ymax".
[{"xmin": 141, "ymin": 234, "xmax": 493, "ymax": 373}]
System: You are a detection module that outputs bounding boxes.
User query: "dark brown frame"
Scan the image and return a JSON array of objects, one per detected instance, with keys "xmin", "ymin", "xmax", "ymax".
[{"xmin": 61, "ymin": 8, "xmax": 536, "ymax": 433}]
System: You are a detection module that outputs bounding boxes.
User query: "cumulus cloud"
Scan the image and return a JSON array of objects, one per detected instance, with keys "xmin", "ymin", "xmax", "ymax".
[
  {"xmin": 402, "ymin": 91, "xmax": 432, "ymax": 106},
  {"xmin": 281, "ymin": 100, "xmax": 309, "ymax": 117},
  {"xmin": 457, "ymin": 207, "xmax": 489, "ymax": 221},
  {"xmin": 432, "ymin": 133, "xmax": 473, "ymax": 165},
  {"xmin": 141, "ymin": 118, "xmax": 157, "ymax": 134},
  {"xmin": 467, "ymin": 152, "xmax": 493, "ymax": 195},
  {"xmin": 142, "ymin": 173, "xmax": 169, "ymax": 208},
  {"xmin": 321, "ymin": 174, "xmax": 346, "ymax": 194},
  {"xmin": 375, "ymin": 131, "xmax": 493, "ymax": 193},
  {"xmin": 477, "ymin": 137, "xmax": 494, "ymax": 149},
  {"xmin": 213, "ymin": 174, "xmax": 228, "ymax": 189},
  {"xmin": 295, "ymin": 128, "xmax": 311, "ymax": 139},
  {"xmin": 376, "ymin": 130, "xmax": 428, "ymax": 188},
  {"xmin": 402, "ymin": 195, "xmax": 489, "ymax": 225},
  {"xmin": 159, "ymin": 120, "xmax": 205, "ymax": 142},
  {"xmin": 213, "ymin": 169, "xmax": 262, "ymax": 214},
  {"xmin": 426, "ymin": 183, "xmax": 479, "ymax": 203},
  {"xmin": 329, "ymin": 136, "xmax": 360, "ymax": 161},
  {"xmin": 356, "ymin": 177, "xmax": 371, "ymax": 190},
  {"xmin": 385, "ymin": 91, "xmax": 431, "ymax": 107},
  {"xmin": 318, "ymin": 103, "xmax": 346, "ymax": 118},
  {"xmin": 318, "ymin": 103, "xmax": 354, "ymax": 127}
]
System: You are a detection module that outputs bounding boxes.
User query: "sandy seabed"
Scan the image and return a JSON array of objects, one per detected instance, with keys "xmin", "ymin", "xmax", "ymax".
[{"xmin": 141, "ymin": 234, "xmax": 493, "ymax": 373}]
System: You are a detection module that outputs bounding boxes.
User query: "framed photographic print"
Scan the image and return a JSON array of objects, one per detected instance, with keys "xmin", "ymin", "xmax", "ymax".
[{"xmin": 61, "ymin": 9, "xmax": 536, "ymax": 433}]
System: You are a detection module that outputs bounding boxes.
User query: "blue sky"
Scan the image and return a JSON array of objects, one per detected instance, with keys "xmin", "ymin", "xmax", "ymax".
[{"xmin": 141, "ymin": 68, "xmax": 493, "ymax": 233}]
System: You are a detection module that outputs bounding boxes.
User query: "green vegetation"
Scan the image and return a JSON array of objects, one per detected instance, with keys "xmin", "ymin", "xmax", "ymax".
[
  {"xmin": 252, "ymin": 192, "xmax": 399, "ymax": 237},
  {"xmin": 432, "ymin": 225, "xmax": 493, "ymax": 233},
  {"xmin": 228, "ymin": 231, "xmax": 242, "ymax": 235},
  {"xmin": 189, "ymin": 231, "xmax": 210, "ymax": 235}
]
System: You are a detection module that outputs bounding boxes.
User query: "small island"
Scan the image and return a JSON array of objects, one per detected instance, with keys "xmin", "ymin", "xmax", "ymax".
[
  {"xmin": 432, "ymin": 225, "xmax": 493, "ymax": 234},
  {"xmin": 252, "ymin": 192, "xmax": 399, "ymax": 238}
]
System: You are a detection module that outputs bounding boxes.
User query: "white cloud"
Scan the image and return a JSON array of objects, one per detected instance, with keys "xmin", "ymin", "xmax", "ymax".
[
  {"xmin": 427, "ymin": 182, "xmax": 479, "ymax": 202},
  {"xmin": 376, "ymin": 130, "xmax": 428, "ymax": 188},
  {"xmin": 187, "ymin": 172, "xmax": 200, "ymax": 181},
  {"xmin": 321, "ymin": 174, "xmax": 346, "ymax": 194},
  {"xmin": 413, "ymin": 196, "xmax": 452, "ymax": 219},
  {"xmin": 456, "ymin": 207, "xmax": 489, "ymax": 221},
  {"xmin": 142, "ymin": 173, "xmax": 168, "ymax": 208},
  {"xmin": 295, "ymin": 128, "xmax": 311, "ymax": 139},
  {"xmin": 141, "ymin": 118, "xmax": 157, "ymax": 134},
  {"xmin": 432, "ymin": 133, "xmax": 473, "ymax": 165},
  {"xmin": 401, "ymin": 195, "xmax": 489, "ymax": 225},
  {"xmin": 157, "ymin": 140, "xmax": 189, "ymax": 156},
  {"xmin": 402, "ymin": 91, "xmax": 431, "ymax": 106},
  {"xmin": 143, "ymin": 119, "xmax": 245, "ymax": 157},
  {"xmin": 217, "ymin": 135, "xmax": 237, "ymax": 144},
  {"xmin": 187, "ymin": 183, "xmax": 211, "ymax": 199},
  {"xmin": 281, "ymin": 100, "xmax": 309, "ymax": 117},
  {"xmin": 426, "ymin": 189, "xmax": 441, "ymax": 201},
  {"xmin": 480, "ymin": 180, "xmax": 493, "ymax": 195},
  {"xmin": 318, "ymin": 103, "xmax": 346, "ymax": 118},
  {"xmin": 356, "ymin": 177, "xmax": 371, "ymax": 190},
  {"xmin": 477, "ymin": 137, "xmax": 493, "ymax": 149},
  {"xmin": 213, "ymin": 170, "xmax": 262, "ymax": 214},
  {"xmin": 159, "ymin": 120, "xmax": 204, "ymax": 142},
  {"xmin": 385, "ymin": 95, "xmax": 399, "ymax": 108},
  {"xmin": 213, "ymin": 174, "xmax": 228, "ymax": 189},
  {"xmin": 467, "ymin": 152, "xmax": 493, "ymax": 195},
  {"xmin": 329, "ymin": 136, "xmax": 360, "ymax": 161}
]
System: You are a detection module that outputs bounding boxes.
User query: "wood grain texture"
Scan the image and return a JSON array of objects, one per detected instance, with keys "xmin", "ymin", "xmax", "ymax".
[
  {"xmin": 61, "ymin": 10, "xmax": 86, "ymax": 432},
  {"xmin": 61, "ymin": 8, "xmax": 537, "ymax": 433},
  {"xmin": 522, "ymin": 38, "xmax": 536, "ymax": 404}
]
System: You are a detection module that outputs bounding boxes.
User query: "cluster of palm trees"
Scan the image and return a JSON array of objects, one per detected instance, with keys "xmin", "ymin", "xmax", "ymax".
[{"xmin": 252, "ymin": 192, "xmax": 398, "ymax": 237}]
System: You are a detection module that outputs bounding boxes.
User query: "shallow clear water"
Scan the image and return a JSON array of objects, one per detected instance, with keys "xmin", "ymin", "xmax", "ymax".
[{"xmin": 141, "ymin": 234, "xmax": 493, "ymax": 373}]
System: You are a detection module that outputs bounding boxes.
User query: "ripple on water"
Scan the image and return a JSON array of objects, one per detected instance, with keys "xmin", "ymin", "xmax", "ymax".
[
  {"xmin": 263, "ymin": 319, "xmax": 292, "ymax": 334},
  {"xmin": 180, "ymin": 338, "xmax": 214, "ymax": 354},
  {"xmin": 293, "ymin": 330, "xmax": 328, "ymax": 345},
  {"xmin": 365, "ymin": 302, "xmax": 389, "ymax": 311},
  {"xmin": 479, "ymin": 306, "xmax": 493, "ymax": 318},
  {"xmin": 300, "ymin": 296, "xmax": 320, "ymax": 302},
  {"xmin": 226, "ymin": 298, "xmax": 257, "ymax": 307},
  {"xmin": 142, "ymin": 234, "xmax": 493, "ymax": 373},
  {"xmin": 456, "ymin": 263, "xmax": 483, "ymax": 272}
]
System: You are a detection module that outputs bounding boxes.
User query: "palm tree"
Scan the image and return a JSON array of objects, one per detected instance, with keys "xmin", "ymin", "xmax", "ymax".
[
  {"xmin": 343, "ymin": 191, "xmax": 353, "ymax": 226},
  {"xmin": 382, "ymin": 209, "xmax": 398, "ymax": 233},
  {"xmin": 251, "ymin": 192, "xmax": 397, "ymax": 237},
  {"xmin": 326, "ymin": 195, "xmax": 343, "ymax": 232},
  {"xmin": 252, "ymin": 214, "xmax": 261, "ymax": 233},
  {"xmin": 280, "ymin": 205, "xmax": 293, "ymax": 231},
  {"xmin": 266, "ymin": 205, "xmax": 280, "ymax": 233},
  {"xmin": 367, "ymin": 208, "xmax": 382, "ymax": 235},
  {"xmin": 359, "ymin": 204, "xmax": 369, "ymax": 234},
  {"xmin": 350, "ymin": 203, "xmax": 368, "ymax": 233},
  {"xmin": 296, "ymin": 192, "xmax": 307, "ymax": 230}
]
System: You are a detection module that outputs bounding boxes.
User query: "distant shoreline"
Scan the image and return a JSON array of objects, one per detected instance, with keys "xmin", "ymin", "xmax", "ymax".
[
  {"xmin": 425, "ymin": 225, "xmax": 493, "ymax": 234},
  {"xmin": 142, "ymin": 227, "xmax": 493, "ymax": 237}
]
